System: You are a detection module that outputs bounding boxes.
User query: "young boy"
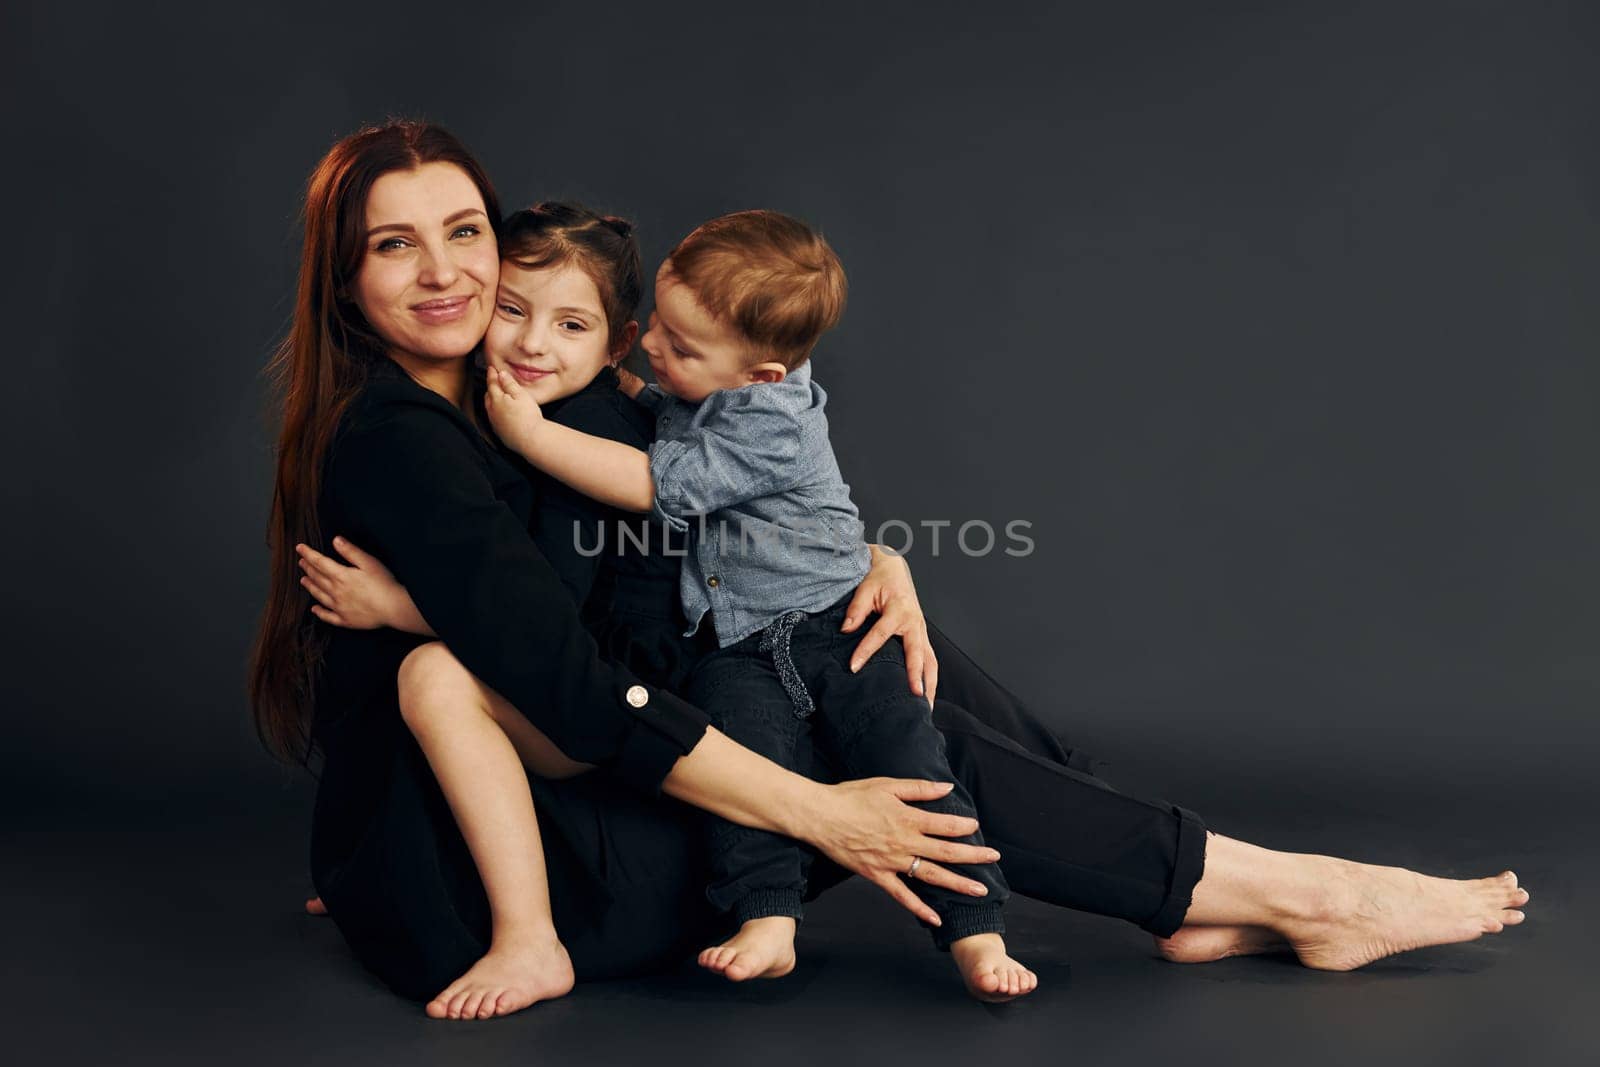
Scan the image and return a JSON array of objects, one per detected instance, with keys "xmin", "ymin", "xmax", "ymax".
[{"xmin": 485, "ymin": 210, "xmax": 1037, "ymax": 1002}]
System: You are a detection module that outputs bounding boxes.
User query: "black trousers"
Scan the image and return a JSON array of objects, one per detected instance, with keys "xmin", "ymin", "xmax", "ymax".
[
  {"xmin": 315, "ymin": 621, "xmax": 1208, "ymax": 1001},
  {"xmin": 689, "ymin": 600, "xmax": 1008, "ymax": 946}
]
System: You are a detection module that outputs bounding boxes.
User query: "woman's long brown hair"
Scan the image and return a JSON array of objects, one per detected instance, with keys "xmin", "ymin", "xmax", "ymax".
[{"xmin": 249, "ymin": 120, "xmax": 501, "ymax": 765}]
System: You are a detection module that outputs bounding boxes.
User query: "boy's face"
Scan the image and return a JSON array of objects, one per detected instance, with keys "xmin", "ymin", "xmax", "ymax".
[
  {"xmin": 483, "ymin": 261, "xmax": 632, "ymax": 405},
  {"xmin": 640, "ymin": 267, "xmax": 766, "ymax": 404}
]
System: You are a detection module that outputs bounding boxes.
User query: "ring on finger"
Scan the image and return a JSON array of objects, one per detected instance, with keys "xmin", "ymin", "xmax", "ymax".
[{"xmin": 905, "ymin": 856, "xmax": 922, "ymax": 879}]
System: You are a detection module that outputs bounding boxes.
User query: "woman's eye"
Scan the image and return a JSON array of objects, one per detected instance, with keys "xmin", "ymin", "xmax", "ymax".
[
  {"xmin": 451, "ymin": 224, "xmax": 481, "ymax": 239},
  {"xmin": 375, "ymin": 237, "xmax": 409, "ymax": 252}
]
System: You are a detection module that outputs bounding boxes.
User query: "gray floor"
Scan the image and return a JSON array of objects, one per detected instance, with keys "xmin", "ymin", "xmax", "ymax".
[{"xmin": 11, "ymin": 777, "xmax": 1594, "ymax": 1067}]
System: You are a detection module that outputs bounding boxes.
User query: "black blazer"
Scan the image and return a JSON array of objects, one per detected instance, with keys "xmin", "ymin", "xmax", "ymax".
[{"xmin": 308, "ymin": 358, "xmax": 710, "ymax": 879}]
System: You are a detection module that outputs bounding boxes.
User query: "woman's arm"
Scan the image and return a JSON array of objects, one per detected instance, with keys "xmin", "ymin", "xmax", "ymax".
[
  {"xmin": 325, "ymin": 400, "xmax": 705, "ymax": 790},
  {"xmin": 298, "ymin": 535, "xmax": 941, "ymax": 704},
  {"xmin": 660, "ymin": 729, "xmax": 999, "ymax": 926}
]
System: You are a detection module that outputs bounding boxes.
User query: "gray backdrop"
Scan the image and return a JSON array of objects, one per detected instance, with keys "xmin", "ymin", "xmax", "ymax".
[{"xmin": 5, "ymin": 0, "xmax": 1596, "ymax": 823}]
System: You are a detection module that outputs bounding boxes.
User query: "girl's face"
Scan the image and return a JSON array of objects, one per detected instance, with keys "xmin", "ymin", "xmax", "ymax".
[
  {"xmin": 351, "ymin": 162, "xmax": 499, "ymax": 365},
  {"xmin": 484, "ymin": 262, "xmax": 634, "ymax": 404}
]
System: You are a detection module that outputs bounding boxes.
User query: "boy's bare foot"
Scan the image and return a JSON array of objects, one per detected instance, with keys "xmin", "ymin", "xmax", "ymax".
[
  {"xmin": 1154, "ymin": 924, "xmax": 1287, "ymax": 963},
  {"xmin": 425, "ymin": 932, "xmax": 576, "ymax": 1020},
  {"xmin": 697, "ymin": 916, "xmax": 798, "ymax": 982},
  {"xmin": 304, "ymin": 896, "xmax": 327, "ymax": 916},
  {"xmin": 1284, "ymin": 865, "xmax": 1530, "ymax": 971},
  {"xmin": 949, "ymin": 933, "xmax": 1038, "ymax": 1003}
]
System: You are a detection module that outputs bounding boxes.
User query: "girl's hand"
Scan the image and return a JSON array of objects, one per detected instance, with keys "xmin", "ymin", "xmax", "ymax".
[
  {"xmin": 295, "ymin": 537, "xmax": 431, "ymax": 634},
  {"xmin": 841, "ymin": 546, "xmax": 939, "ymax": 706},
  {"xmin": 804, "ymin": 778, "xmax": 998, "ymax": 925},
  {"xmin": 485, "ymin": 365, "xmax": 547, "ymax": 458}
]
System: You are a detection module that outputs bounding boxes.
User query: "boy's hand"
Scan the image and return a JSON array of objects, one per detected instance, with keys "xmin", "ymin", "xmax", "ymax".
[
  {"xmin": 485, "ymin": 365, "xmax": 548, "ymax": 458},
  {"xmin": 296, "ymin": 537, "xmax": 429, "ymax": 634},
  {"xmin": 613, "ymin": 365, "xmax": 646, "ymax": 399},
  {"xmin": 842, "ymin": 546, "xmax": 939, "ymax": 706}
]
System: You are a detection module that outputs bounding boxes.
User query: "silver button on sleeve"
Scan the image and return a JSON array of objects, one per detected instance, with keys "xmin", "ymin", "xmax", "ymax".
[{"xmin": 625, "ymin": 684, "xmax": 649, "ymax": 708}]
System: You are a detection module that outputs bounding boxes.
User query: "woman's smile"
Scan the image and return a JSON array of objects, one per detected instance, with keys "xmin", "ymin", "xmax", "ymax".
[{"xmin": 411, "ymin": 295, "xmax": 476, "ymax": 324}]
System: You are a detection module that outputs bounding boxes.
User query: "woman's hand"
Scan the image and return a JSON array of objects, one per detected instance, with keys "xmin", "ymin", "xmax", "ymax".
[
  {"xmin": 295, "ymin": 537, "xmax": 433, "ymax": 635},
  {"xmin": 803, "ymin": 778, "xmax": 998, "ymax": 926},
  {"xmin": 841, "ymin": 545, "xmax": 939, "ymax": 705},
  {"xmin": 662, "ymin": 730, "xmax": 994, "ymax": 927}
]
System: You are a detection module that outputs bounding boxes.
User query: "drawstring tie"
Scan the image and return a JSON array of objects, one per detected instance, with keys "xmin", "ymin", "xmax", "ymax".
[{"xmin": 758, "ymin": 610, "xmax": 815, "ymax": 718}]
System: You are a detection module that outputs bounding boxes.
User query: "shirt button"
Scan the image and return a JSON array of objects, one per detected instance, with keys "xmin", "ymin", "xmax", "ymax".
[
  {"xmin": 625, "ymin": 685, "xmax": 649, "ymax": 708},
  {"xmin": 707, "ymin": 575, "xmax": 720, "ymax": 588}
]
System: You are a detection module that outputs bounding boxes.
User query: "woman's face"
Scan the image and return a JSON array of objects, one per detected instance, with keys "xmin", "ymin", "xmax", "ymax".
[
  {"xmin": 350, "ymin": 162, "xmax": 499, "ymax": 365},
  {"xmin": 484, "ymin": 262, "xmax": 630, "ymax": 405}
]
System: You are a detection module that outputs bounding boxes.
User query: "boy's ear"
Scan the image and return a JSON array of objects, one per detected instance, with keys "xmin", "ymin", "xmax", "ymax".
[
  {"xmin": 610, "ymin": 320, "xmax": 640, "ymax": 364},
  {"xmin": 747, "ymin": 362, "xmax": 788, "ymax": 385}
]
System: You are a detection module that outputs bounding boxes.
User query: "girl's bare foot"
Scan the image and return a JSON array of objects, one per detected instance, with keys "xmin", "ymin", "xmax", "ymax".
[
  {"xmin": 698, "ymin": 916, "xmax": 798, "ymax": 982},
  {"xmin": 1154, "ymin": 924, "xmax": 1287, "ymax": 963},
  {"xmin": 425, "ymin": 933, "xmax": 576, "ymax": 1020},
  {"xmin": 1284, "ymin": 865, "xmax": 1530, "ymax": 971},
  {"xmin": 949, "ymin": 933, "xmax": 1038, "ymax": 1003},
  {"xmin": 304, "ymin": 896, "xmax": 327, "ymax": 916}
]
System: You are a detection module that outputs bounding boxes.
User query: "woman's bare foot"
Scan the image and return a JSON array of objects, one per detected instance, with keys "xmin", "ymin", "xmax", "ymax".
[
  {"xmin": 1284, "ymin": 865, "xmax": 1530, "ymax": 971},
  {"xmin": 304, "ymin": 896, "xmax": 327, "ymax": 916},
  {"xmin": 425, "ymin": 932, "xmax": 576, "ymax": 1020},
  {"xmin": 1154, "ymin": 924, "xmax": 1287, "ymax": 963},
  {"xmin": 949, "ymin": 933, "xmax": 1038, "ymax": 1003},
  {"xmin": 698, "ymin": 916, "xmax": 798, "ymax": 982}
]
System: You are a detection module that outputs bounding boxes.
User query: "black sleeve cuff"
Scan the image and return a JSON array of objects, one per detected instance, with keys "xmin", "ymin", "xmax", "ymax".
[{"xmin": 611, "ymin": 685, "xmax": 711, "ymax": 794}]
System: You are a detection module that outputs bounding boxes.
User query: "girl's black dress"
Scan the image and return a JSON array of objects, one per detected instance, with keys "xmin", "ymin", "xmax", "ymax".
[{"xmin": 308, "ymin": 361, "xmax": 1208, "ymax": 1000}]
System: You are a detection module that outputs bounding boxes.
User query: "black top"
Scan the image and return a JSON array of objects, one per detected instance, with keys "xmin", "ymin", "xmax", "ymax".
[
  {"xmin": 529, "ymin": 365, "xmax": 715, "ymax": 692},
  {"xmin": 309, "ymin": 358, "xmax": 710, "ymax": 883}
]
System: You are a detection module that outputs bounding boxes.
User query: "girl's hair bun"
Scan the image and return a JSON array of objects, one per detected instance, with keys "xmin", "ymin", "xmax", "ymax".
[{"xmin": 601, "ymin": 214, "xmax": 634, "ymax": 238}]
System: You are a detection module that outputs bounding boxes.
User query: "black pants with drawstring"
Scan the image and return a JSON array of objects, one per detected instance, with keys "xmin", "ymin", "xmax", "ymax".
[{"xmin": 689, "ymin": 596, "xmax": 1008, "ymax": 948}]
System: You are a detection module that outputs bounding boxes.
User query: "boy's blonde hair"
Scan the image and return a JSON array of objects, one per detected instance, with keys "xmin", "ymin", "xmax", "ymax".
[{"xmin": 665, "ymin": 209, "xmax": 847, "ymax": 370}]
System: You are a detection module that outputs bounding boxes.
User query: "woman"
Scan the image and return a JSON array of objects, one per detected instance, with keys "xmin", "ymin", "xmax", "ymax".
[{"xmin": 254, "ymin": 121, "xmax": 1529, "ymax": 1020}]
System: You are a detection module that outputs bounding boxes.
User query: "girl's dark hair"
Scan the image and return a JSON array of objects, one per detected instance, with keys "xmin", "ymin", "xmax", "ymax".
[
  {"xmin": 500, "ymin": 201, "xmax": 642, "ymax": 347},
  {"xmin": 249, "ymin": 120, "xmax": 501, "ymax": 766}
]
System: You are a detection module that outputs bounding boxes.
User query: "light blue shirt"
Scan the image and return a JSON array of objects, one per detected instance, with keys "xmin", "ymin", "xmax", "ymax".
[{"xmin": 639, "ymin": 361, "xmax": 872, "ymax": 648}]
